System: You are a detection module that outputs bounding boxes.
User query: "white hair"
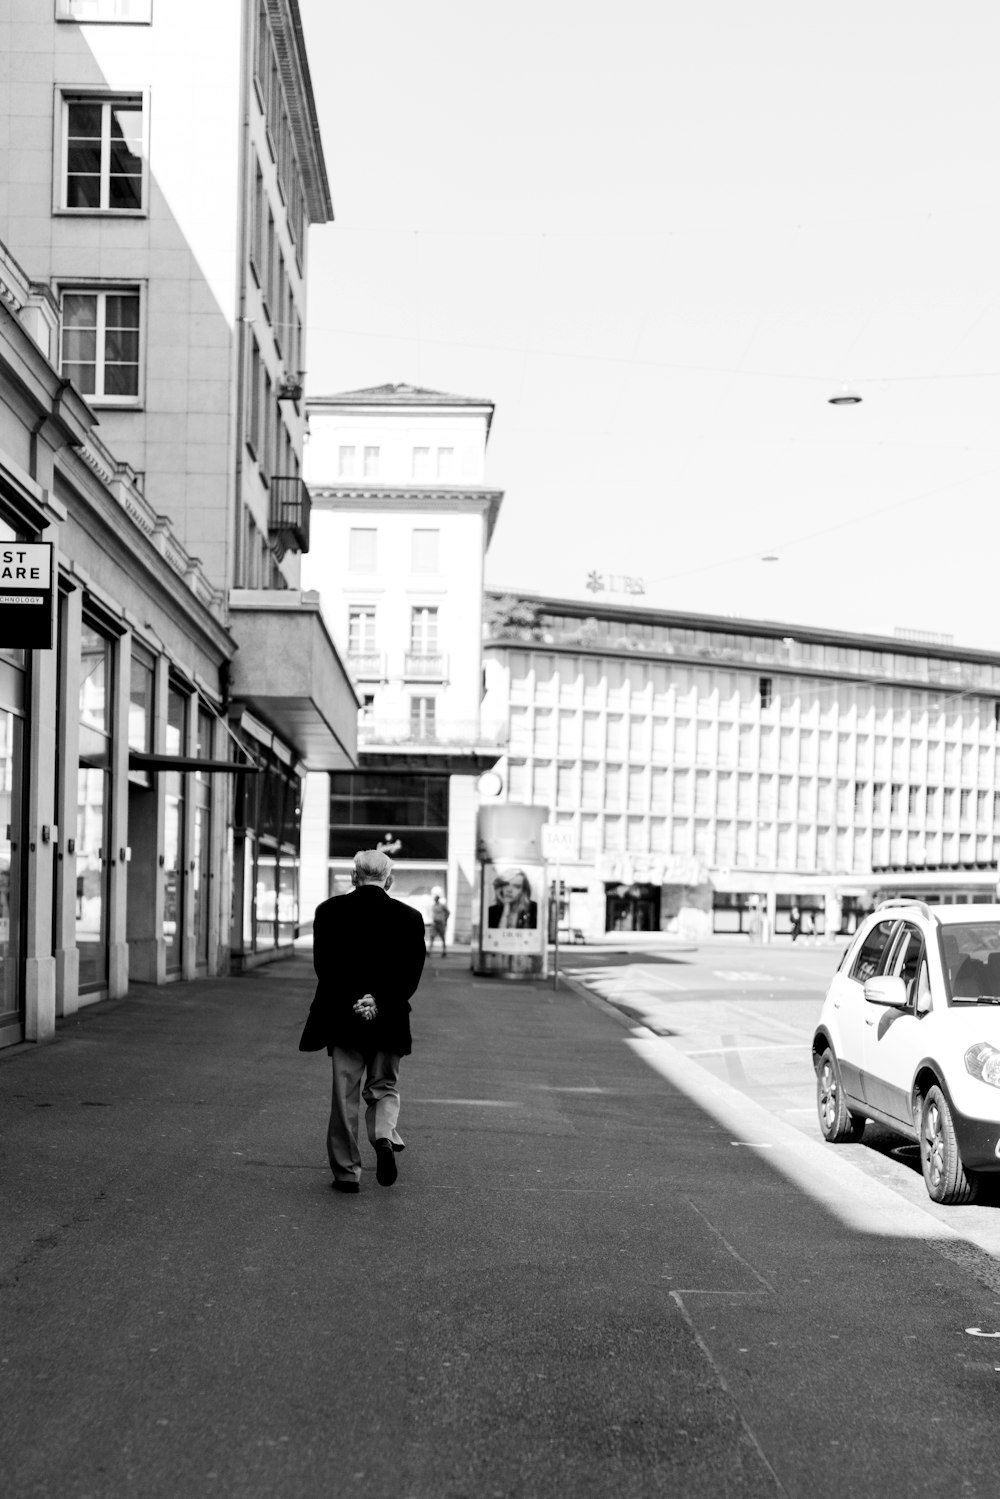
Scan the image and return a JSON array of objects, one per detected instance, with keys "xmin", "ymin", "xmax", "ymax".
[{"xmin": 353, "ymin": 849, "xmax": 393, "ymax": 884}]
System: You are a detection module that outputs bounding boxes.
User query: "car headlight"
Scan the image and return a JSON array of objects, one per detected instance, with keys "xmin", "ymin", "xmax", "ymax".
[{"xmin": 965, "ymin": 1043, "xmax": 1000, "ymax": 1088}]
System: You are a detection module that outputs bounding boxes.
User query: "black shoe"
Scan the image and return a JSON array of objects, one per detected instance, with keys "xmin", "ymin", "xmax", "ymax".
[
  {"xmin": 375, "ymin": 1138, "xmax": 398, "ymax": 1186},
  {"xmin": 331, "ymin": 1179, "xmax": 360, "ymax": 1194}
]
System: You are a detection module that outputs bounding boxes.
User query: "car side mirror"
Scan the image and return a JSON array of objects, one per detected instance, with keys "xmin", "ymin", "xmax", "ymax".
[{"xmin": 864, "ymin": 975, "xmax": 908, "ymax": 1009}]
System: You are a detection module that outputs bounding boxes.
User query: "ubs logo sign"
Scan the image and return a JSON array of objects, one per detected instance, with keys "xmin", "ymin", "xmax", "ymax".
[{"xmin": 0, "ymin": 544, "xmax": 54, "ymax": 649}]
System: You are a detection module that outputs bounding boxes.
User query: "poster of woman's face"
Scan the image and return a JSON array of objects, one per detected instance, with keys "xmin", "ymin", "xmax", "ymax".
[{"xmin": 481, "ymin": 863, "xmax": 543, "ymax": 952}]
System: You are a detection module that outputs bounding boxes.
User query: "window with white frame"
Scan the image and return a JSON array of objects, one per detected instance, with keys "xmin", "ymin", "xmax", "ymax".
[
  {"xmin": 61, "ymin": 287, "xmax": 141, "ymax": 401},
  {"xmin": 348, "ymin": 528, "xmax": 376, "ymax": 572},
  {"xmin": 411, "ymin": 446, "xmax": 431, "ymax": 480},
  {"xmin": 410, "ymin": 606, "xmax": 439, "ymax": 654},
  {"xmin": 348, "ymin": 607, "xmax": 377, "ymax": 655},
  {"xmin": 62, "ymin": 95, "xmax": 144, "ymax": 211},
  {"xmin": 409, "ymin": 696, "xmax": 436, "ymax": 737},
  {"xmin": 363, "ymin": 446, "xmax": 380, "ymax": 478},
  {"xmin": 338, "ymin": 446, "xmax": 356, "ymax": 479},
  {"xmin": 57, "ymin": 0, "xmax": 153, "ymax": 22},
  {"xmin": 436, "ymin": 446, "xmax": 455, "ymax": 479},
  {"xmin": 411, "ymin": 529, "xmax": 439, "ymax": 573}
]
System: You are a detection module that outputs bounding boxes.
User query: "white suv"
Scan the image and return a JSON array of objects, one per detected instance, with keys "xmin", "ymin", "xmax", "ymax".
[{"xmin": 813, "ymin": 899, "xmax": 1000, "ymax": 1204}]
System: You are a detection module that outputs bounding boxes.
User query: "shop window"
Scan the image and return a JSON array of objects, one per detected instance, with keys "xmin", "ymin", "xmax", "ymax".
[
  {"xmin": 128, "ymin": 643, "xmax": 155, "ymax": 786},
  {"xmin": 328, "ymin": 771, "xmax": 449, "ymax": 860},
  {"xmin": 77, "ymin": 621, "xmax": 114, "ymax": 991},
  {"xmin": 163, "ymin": 681, "xmax": 188, "ymax": 973}
]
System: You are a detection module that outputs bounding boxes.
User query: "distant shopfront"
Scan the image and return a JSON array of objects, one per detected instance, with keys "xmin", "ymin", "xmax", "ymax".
[
  {"xmin": 326, "ymin": 771, "xmax": 450, "ymax": 925},
  {"xmin": 230, "ymin": 716, "xmax": 304, "ymax": 968}
]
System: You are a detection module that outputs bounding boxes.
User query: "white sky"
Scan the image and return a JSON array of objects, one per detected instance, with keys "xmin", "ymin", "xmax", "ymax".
[{"xmin": 298, "ymin": 1, "xmax": 1000, "ymax": 647}]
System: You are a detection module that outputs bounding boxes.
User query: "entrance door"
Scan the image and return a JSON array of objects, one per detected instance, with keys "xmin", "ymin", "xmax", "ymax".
[
  {"xmin": 77, "ymin": 623, "xmax": 113, "ymax": 992},
  {"xmin": 605, "ymin": 883, "xmax": 661, "ymax": 932},
  {"xmin": 163, "ymin": 682, "xmax": 187, "ymax": 973},
  {"xmin": 0, "ymin": 706, "xmax": 24, "ymax": 1045}
]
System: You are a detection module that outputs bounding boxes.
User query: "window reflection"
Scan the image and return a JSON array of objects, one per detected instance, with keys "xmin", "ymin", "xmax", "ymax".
[
  {"xmin": 80, "ymin": 625, "xmax": 109, "ymax": 731},
  {"xmin": 77, "ymin": 621, "xmax": 112, "ymax": 990},
  {"xmin": 0, "ymin": 709, "xmax": 21, "ymax": 1027},
  {"xmin": 163, "ymin": 683, "xmax": 187, "ymax": 970}
]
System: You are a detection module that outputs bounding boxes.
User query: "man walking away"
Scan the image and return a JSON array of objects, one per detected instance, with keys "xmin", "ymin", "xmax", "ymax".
[
  {"xmin": 428, "ymin": 889, "xmax": 450, "ymax": 956},
  {"xmin": 299, "ymin": 850, "xmax": 426, "ymax": 1193}
]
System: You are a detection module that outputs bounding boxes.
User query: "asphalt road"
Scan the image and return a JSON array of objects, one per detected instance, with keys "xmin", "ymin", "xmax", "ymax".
[{"xmin": 4, "ymin": 944, "xmax": 1000, "ymax": 1498}]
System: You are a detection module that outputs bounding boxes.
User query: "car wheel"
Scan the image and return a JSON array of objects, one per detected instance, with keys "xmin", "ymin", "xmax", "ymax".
[
  {"xmin": 919, "ymin": 1085, "xmax": 977, "ymax": 1205},
  {"xmin": 816, "ymin": 1046, "xmax": 866, "ymax": 1142}
]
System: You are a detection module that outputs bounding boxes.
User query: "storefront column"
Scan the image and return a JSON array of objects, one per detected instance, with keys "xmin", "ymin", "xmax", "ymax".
[
  {"xmin": 24, "ymin": 612, "xmax": 59, "ymax": 1041},
  {"xmin": 55, "ymin": 585, "xmax": 81, "ymax": 1016},
  {"xmin": 299, "ymin": 770, "xmax": 329, "ymax": 920},
  {"xmin": 447, "ymin": 774, "xmax": 478, "ymax": 944},
  {"xmin": 181, "ymin": 688, "xmax": 197, "ymax": 980},
  {"xmin": 107, "ymin": 632, "xmax": 130, "ymax": 997}
]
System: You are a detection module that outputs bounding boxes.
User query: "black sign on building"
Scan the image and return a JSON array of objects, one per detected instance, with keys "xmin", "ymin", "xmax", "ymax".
[{"xmin": 0, "ymin": 543, "xmax": 54, "ymax": 649}]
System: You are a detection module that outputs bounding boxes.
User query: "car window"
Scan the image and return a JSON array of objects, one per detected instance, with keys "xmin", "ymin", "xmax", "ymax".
[
  {"xmin": 940, "ymin": 921, "xmax": 1000, "ymax": 1001},
  {"xmin": 849, "ymin": 919, "xmax": 898, "ymax": 984},
  {"xmin": 886, "ymin": 923, "xmax": 927, "ymax": 1008}
]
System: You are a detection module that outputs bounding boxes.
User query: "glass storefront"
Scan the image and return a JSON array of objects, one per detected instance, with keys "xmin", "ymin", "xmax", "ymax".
[
  {"xmin": 233, "ymin": 740, "xmax": 301, "ymax": 959},
  {"xmin": 193, "ymin": 705, "xmax": 212, "ymax": 967},
  {"xmin": 163, "ymin": 682, "xmax": 187, "ymax": 973},
  {"xmin": 0, "ymin": 702, "xmax": 24, "ymax": 1044},
  {"xmin": 77, "ymin": 622, "xmax": 112, "ymax": 991}
]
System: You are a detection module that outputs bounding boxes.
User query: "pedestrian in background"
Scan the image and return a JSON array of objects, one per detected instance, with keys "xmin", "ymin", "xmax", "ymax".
[
  {"xmin": 790, "ymin": 903, "xmax": 802, "ymax": 942},
  {"xmin": 299, "ymin": 849, "xmax": 426, "ymax": 1193},
  {"xmin": 428, "ymin": 888, "xmax": 450, "ymax": 956}
]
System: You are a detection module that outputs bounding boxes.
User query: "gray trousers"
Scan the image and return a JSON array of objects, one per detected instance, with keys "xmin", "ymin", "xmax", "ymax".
[{"xmin": 327, "ymin": 1048, "xmax": 404, "ymax": 1183}]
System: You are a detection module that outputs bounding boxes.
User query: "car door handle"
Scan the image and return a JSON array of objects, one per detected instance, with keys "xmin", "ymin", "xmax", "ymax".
[{"xmin": 864, "ymin": 1018, "xmax": 875, "ymax": 1026}]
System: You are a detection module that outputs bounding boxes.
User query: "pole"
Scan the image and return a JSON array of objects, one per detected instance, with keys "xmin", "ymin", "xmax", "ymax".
[{"xmin": 553, "ymin": 853, "xmax": 560, "ymax": 990}]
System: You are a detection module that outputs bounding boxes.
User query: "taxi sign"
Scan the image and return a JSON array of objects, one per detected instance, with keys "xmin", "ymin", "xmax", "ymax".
[{"xmin": 542, "ymin": 823, "xmax": 576, "ymax": 860}]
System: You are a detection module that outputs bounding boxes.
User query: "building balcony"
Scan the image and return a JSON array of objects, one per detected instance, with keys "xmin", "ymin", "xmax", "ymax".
[
  {"xmin": 268, "ymin": 476, "xmax": 311, "ymax": 553},
  {"xmin": 356, "ymin": 716, "xmax": 507, "ymax": 774},
  {"xmin": 347, "ymin": 651, "xmax": 386, "ymax": 681},
  {"xmin": 403, "ymin": 650, "xmax": 449, "ymax": 681}
]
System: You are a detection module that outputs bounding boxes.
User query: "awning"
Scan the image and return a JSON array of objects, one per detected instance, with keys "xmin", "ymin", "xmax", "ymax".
[{"xmin": 129, "ymin": 752, "xmax": 260, "ymax": 774}]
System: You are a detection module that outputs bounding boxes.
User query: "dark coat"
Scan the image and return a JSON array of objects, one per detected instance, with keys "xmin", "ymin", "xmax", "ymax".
[{"xmin": 298, "ymin": 884, "xmax": 427, "ymax": 1056}]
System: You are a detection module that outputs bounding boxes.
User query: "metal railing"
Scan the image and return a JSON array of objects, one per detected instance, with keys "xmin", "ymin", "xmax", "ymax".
[
  {"xmin": 268, "ymin": 475, "xmax": 311, "ymax": 553},
  {"xmin": 347, "ymin": 651, "xmax": 386, "ymax": 680},
  {"xmin": 357, "ymin": 717, "xmax": 508, "ymax": 749},
  {"xmin": 403, "ymin": 651, "xmax": 448, "ymax": 680}
]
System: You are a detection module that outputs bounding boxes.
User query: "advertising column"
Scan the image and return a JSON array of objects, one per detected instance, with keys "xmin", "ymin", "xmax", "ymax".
[{"xmin": 475, "ymin": 803, "xmax": 548, "ymax": 978}]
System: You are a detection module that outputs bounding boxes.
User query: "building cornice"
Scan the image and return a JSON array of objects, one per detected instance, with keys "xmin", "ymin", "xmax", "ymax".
[
  {"xmin": 485, "ymin": 589, "xmax": 1000, "ymax": 668},
  {"xmin": 311, "ymin": 485, "xmax": 505, "ymax": 544},
  {"xmin": 268, "ymin": 0, "xmax": 334, "ymax": 223},
  {"xmin": 307, "ymin": 386, "xmax": 495, "ymax": 436}
]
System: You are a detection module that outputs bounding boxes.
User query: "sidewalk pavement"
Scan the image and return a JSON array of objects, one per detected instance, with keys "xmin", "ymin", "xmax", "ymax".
[{"xmin": 3, "ymin": 951, "xmax": 998, "ymax": 1499}]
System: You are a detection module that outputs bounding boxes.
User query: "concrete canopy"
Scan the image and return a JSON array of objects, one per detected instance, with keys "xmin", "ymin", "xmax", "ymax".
[{"xmin": 227, "ymin": 591, "xmax": 359, "ymax": 769}]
